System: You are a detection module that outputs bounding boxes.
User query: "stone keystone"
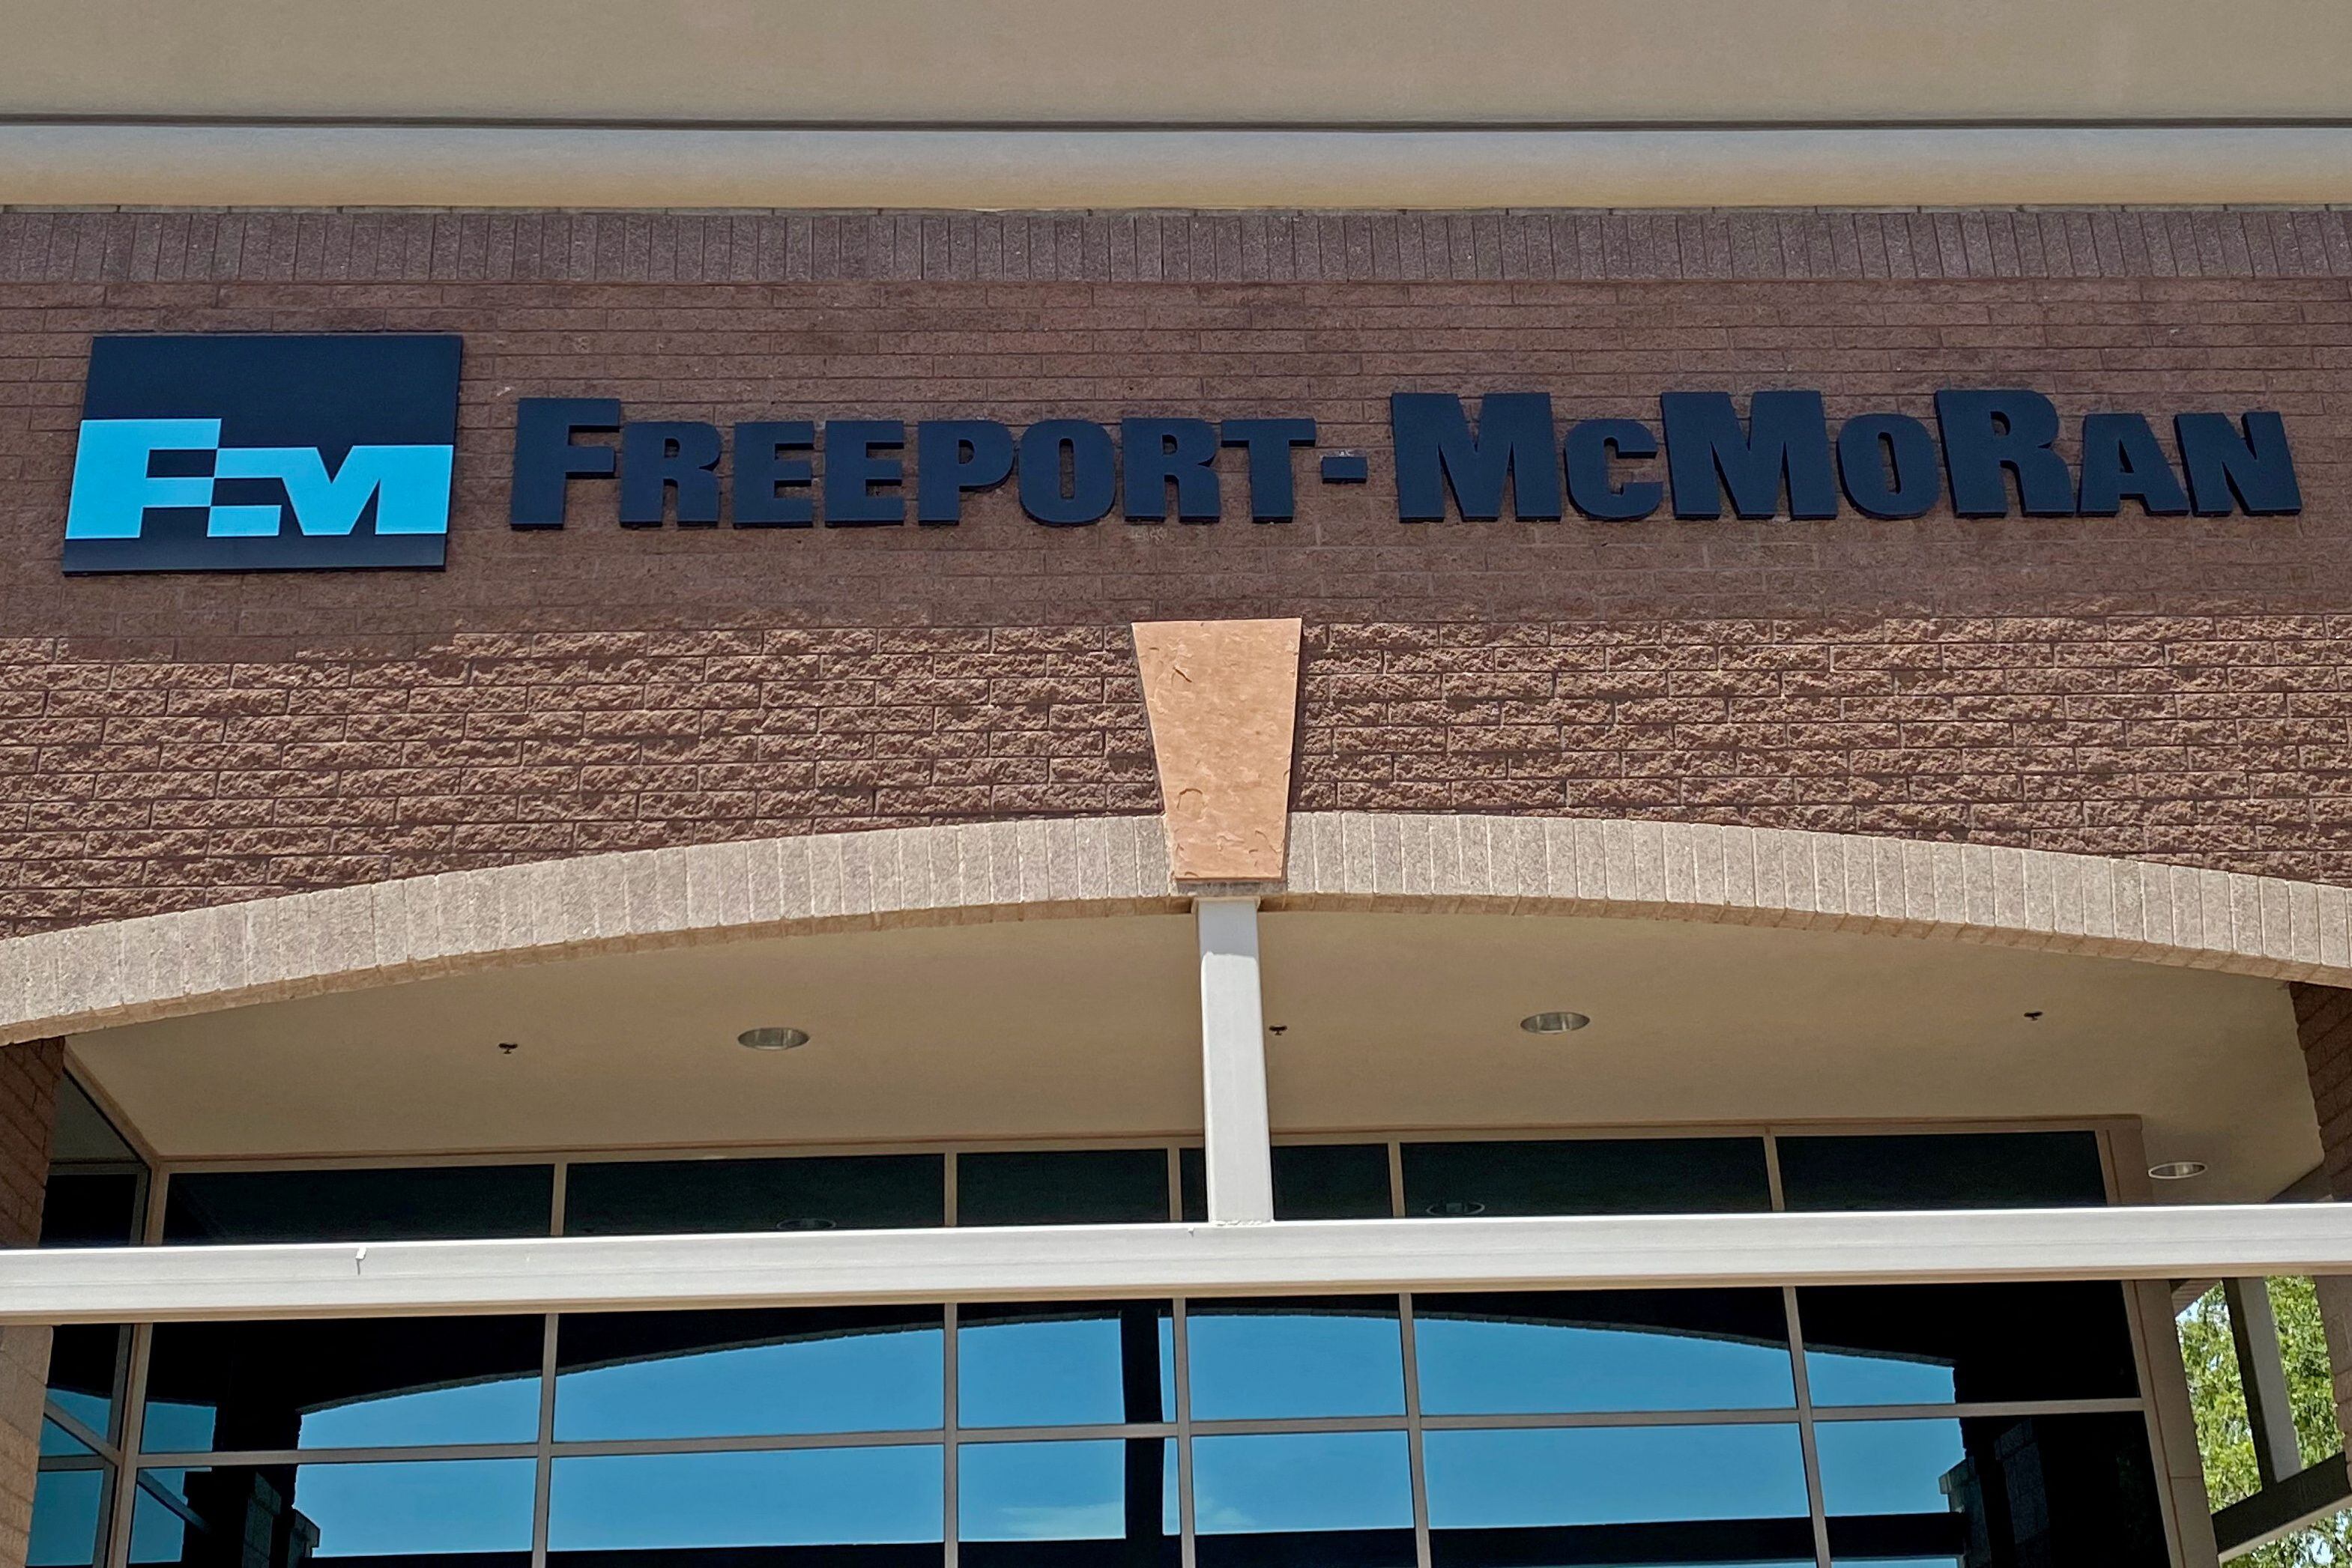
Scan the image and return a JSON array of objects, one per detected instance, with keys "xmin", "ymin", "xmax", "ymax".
[{"xmin": 1131, "ymin": 618, "xmax": 1303, "ymax": 884}]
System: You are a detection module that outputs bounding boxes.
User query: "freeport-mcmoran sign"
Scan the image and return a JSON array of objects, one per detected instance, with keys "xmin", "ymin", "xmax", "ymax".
[
  {"xmin": 510, "ymin": 388, "xmax": 2299, "ymax": 531},
  {"xmin": 63, "ymin": 333, "xmax": 2303, "ymax": 574}
]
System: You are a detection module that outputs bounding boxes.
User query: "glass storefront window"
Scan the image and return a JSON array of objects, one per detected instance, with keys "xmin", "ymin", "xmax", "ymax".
[
  {"xmin": 1815, "ymin": 1412, "xmax": 2169, "ymax": 1565},
  {"xmin": 45, "ymin": 1325, "xmax": 125, "ymax": 1444},
  {"xmin": 1190, "ymin": 1431, "xmax": 1417, "ymax": 1568},
  {"xmin": 71, "ymin": 1127, "xmax": 2176, "ymax": 1568},
  {"xmin": 28, "ymin": 1426, "xmax": 107, "ymax": 1568},
  {"xmin": 556, "ymin": 1306, "xmax": 944, "ymax": 1439},
  {"xmin": 43, "ymin": 1078, "xmax": 147, "ymax": 1251},
  {"xmin": 957, "ymin": 1437, "xmax": 1178, "ymax": 1561},
  {"xmin": 29, "ymin": 1468, "xmax": 107, "ymax": 1568},
  {"xmin": 1272, "ymin": 1143, "xmax": 1394, "ymax": 1220},
  {"xmin": 564, "ymin": 1154, "xmax": 944, "ymax": 1235},
  {"xmin": 1424, "ymin": 1424, "xmax": 1816, "ymax": 1567},
  {"xmin": 955, "ymin": 1149, "xmax": 1171, "ymax": 1226},
  {"xmin": 40, "ymin": 1420, "xmax": 98, "ymax": 1460},
  {"xmin": 40, "ymin": 1174, "xmax": 145, "ymax": 1250},
  {"xmin": 958, "ymin": 1303, "xmax": 1175, "ymax": 1429},
  {"xmin": 1179, "ymin": 1147, "xmax": 1206, "ymax": 1223},
  {"xmin": 163, "ymin": 1165, "xmax": 554, "ymax": 1244},
  {"xmin": 546, "ymin": 1447, "xmax": 944, "ymax": 1555},
  {"xmin": 1798, "ymin": 1281, "xmax": 2141, "ymax": 1407},
  {"xmin": 130, "ymin": 1460, "xmax": 536, "ymax": 1567},
  {"xmin": 141, "ymin": 1316, "xmax": 543, "ymax": 1453},
  {"xmin": 1415, "ymin": 1289, "xmax": 1796, "ymax": 1414},
  {"xmin": 1185, "ymin": 1297, "xmax": 1406, "ymax": 1420},
  {"xmin": 1777, "ymin": 1130, "xmax": 2108, "ymax": 1211},
  {"xmin": 1402, "ymin": 1137, "xmax": 1774, "ymax": 1217}
]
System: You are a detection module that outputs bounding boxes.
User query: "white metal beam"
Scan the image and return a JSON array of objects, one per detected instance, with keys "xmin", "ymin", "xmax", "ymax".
[
  {"xmin": 10, "ymin": 1204, "xmax": 2352, "ymax": 1324},
  {"xmin": 1195, "ymin": 895, "xmax": 1274, "ymax": 1224}
]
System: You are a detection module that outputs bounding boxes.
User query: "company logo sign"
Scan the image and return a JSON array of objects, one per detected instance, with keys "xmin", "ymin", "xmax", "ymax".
[
  {"xmin": 58, "ymin": 330, "xmax": 2302, "ymax": 575},
  {"xmin": 64, "ymin": 334, "xmax": 462, "ymax": 574}
]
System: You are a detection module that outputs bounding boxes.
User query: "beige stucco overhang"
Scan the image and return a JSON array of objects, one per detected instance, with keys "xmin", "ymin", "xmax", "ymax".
[
  {"xmin": 4, "ymin": 813, "xmax": 2332, "ymax": 1199},
  {"xmin": 5, "ymin": 0, "xmax": 2347, "ymax": 126},
  {"xmin": 3, "ymin": 0, "xmax": 2350, "ymax": 207}
]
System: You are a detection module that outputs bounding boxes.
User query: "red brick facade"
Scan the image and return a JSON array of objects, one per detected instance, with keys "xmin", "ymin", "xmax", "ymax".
[
  {"xmin": 0, "ymin": 1039, "xmax": 57, "ymax": 1251},
  {"xmin": 2297, "ymin": 984, "xmax": 2352, "ymax": 1199},
  {"xmin": 3, "ymin": 207, "xmax": 2351, "ymax": 934}
]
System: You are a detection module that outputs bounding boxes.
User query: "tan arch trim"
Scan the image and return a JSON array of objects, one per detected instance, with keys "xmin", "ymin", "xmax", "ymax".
[{"xmin": 2, "ymin": 813, "xmax": 2346, "ymax": 1047}]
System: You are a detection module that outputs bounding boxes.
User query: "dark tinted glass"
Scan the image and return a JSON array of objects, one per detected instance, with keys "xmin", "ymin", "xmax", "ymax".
[
  {"xmin": 1415, "ymin": 1290, "xmax": 1795, "ymax": 1414},
  {"xmin": 959, "ymin": 1303, "xmax": 1174, "ymax": 1429},
  {"xmin": 958, "ymin": 1438, "xmax": 1178, "ymax": 1567},
  {"xmin": 1798, "ymin": 1282, "xmax": 2141, "ymax": 1406},
  {"xmin": 564, "ymin": 1154, "xmax": 943, "ymax": 1235},
  {"xmin": 1403, "ymin": 1139, "xmax": 1772, "ymax": 1217},
  {"xmin": 51, "ymin": 1080, "xmax": 137, "ymax": 1163},
  {"xmin": 1816, "ymin": 1413, "xmax": 2167, "ymax": 1565},
  {"xmin": 1425, "ymin": 1425, "xmax": 1815, "ymax": 1567},
  {"xmin": 557, "ymin": 1307, "xmax": 942, "ymax": 1439},
  {"xmin": 130, "ymin": 1460, "xmax": 536, "ymax": 1567},
  {"xmin": 546, "ymin": 1447, "xmax": 943, "ymax": 1558},
  {"xmin": 956, "ymin": 1151, "xmax": 1170, "ymax": 1227},
  {"xmin": 1777, "ymin": 1131, "xmax": 2107, "ymax": 1211},
  {"xmin": 163, "ymin": 1165, "xmax": 553, "ymax": 1244},
  {"xmin": 1185, "ymin": 1298, "xmax": 1405, "ymax": 1420},
  {"xmin": 142, "ymin": 1317, "xmax": 542, "ymax": 1453},
  {"xmin": 1274, "ymin": 1145, "xmax": 1393, "ymax": 1220},
  {"xmin": 1191, "ymin": 1432, "xmax": 1416, "ymax": 1568},
  {"xmin": 1179, "ymin": 1148, "xmax": 1206, "ymax": 1223},
  {"xmin": 40, "ymin": 1173, "xmax": 144, "ymax": 1248},
  {"xmin": 44, "ymin": 1325, "xmax": 124, "ymax": 1441}
]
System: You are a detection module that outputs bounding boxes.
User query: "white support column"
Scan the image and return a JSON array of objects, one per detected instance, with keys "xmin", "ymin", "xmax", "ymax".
[
  {"xmin": 1195, "ymin": 895, "xmax": 1274, "ymax": 1225},
  {"xmin": 2227, "ymin": 1277, "xmax": 2306, "ymax": 1487}
]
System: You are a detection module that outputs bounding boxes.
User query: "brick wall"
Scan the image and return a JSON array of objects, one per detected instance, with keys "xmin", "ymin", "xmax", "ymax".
[
  {"xmin": 2296, "ymin": 984, "xmax": 2352, "ymax": 1202},
  {"xmin": 3, "ymin": 207, "xmax": 2352, "ymax": 933},
  {"xmin": 0, "ymin": 1041, "xmax": 54, "ymax": 1252},
  {"xmin": 0, "ymin": 1039, "xmax": 60, "ymax": 1568}
]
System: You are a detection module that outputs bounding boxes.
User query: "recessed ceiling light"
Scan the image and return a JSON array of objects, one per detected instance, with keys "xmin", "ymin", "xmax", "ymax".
[
  {"xmin": 1520, "ymin": 1011, "xmax": 1590, "ymax": 1035},
  {"xmin": 2149, "ymin": 1160, "xmax": 2209, "ymax": 1181},
  {"xmin": 737, "ymin": 1026, "xmax": 811, "ymax": 1052}
]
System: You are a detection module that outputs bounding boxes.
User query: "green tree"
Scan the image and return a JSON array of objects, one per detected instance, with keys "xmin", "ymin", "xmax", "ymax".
[{"xmin": 2179, "ymin": 1278, "xmax": 2352, "ymax": 1564}]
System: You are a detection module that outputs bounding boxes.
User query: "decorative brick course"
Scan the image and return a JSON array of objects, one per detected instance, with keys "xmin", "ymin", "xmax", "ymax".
[
  {"xmin": 2, "ymin": 815, "xmax": 2344, "ymax": 1049},
  {"xmin": 5, "ymin": 208, "xmax": 2352, "ymax": 285},
  {"xmin": 1, "ymin": 208, "xmax": 2351, "ymax": 932}
]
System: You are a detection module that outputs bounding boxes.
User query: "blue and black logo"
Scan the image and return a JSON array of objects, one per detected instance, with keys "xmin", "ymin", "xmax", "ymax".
[{"xmin": 64, "ymin": 334, "xmax": 462, "ymax": 574}]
